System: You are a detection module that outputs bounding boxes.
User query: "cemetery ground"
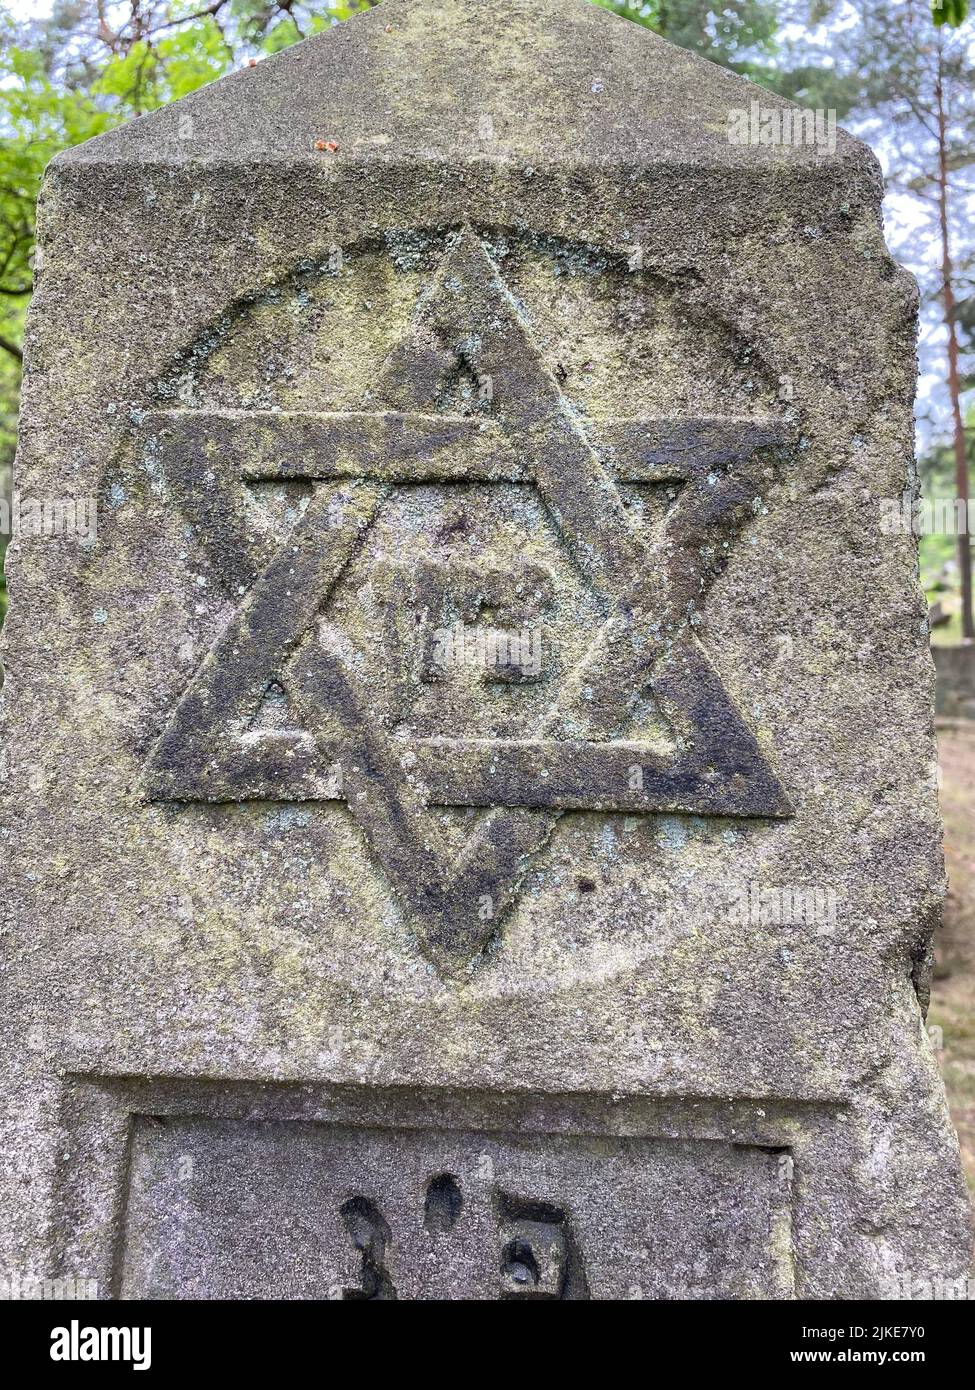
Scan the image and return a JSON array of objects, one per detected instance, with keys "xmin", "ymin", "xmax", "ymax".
[{"xmin": 932, "ymin": 717, "xmax": 975, "ymax": 1191}]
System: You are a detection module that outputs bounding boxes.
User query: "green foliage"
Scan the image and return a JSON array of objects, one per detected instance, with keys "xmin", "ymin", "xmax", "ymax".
[
  {"xmin": 932, "ymin": 0, "xmax": 969, "ymax": 28},
  {"xmin": 594, "ymin": 0, "xmax": 781, "ymax": 78}
]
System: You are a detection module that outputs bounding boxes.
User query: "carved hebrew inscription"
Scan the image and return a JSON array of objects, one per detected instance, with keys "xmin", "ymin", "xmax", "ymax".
[
  {"xmin": 119, "ymin": 1119, "xmax": 795, "ymax": 1300},
  {"xmin": 138, "ymin": 228, "xmax": 793, "ymax": 969}
]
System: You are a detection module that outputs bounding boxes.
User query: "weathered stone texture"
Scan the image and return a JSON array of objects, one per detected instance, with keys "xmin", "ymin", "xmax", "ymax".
[{"xmin": 0, "ymin": 0, "xmax": 970, "ymax": 1298}]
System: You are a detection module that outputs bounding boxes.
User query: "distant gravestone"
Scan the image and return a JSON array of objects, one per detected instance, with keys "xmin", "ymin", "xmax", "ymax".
[
  {"xmin": 933, "ymin": 644, "xmax": 975, "ymax": 719},
  {"xmin": 1, "ymin": 0, "xmax": 970, "ymax": 1300}
]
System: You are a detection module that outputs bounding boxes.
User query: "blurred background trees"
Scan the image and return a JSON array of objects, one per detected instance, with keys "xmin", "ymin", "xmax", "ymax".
[{"xmin": 0, "ymin": 0, "xmax": 973, "ymax": 632}]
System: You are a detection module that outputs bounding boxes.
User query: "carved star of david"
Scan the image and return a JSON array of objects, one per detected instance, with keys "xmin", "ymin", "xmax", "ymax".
[{"xmin": 140, "ymin": 227, "xmax": 794, "ymax": 973}]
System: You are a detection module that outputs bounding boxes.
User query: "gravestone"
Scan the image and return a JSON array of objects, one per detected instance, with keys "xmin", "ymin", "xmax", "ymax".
[
  {"xmin": 1, "ymin": 0, "xmax": 971, "ymax": 1300},
  {"xmin": 933, "ymin": 644, "xmax": 975, "ymax": 719}
]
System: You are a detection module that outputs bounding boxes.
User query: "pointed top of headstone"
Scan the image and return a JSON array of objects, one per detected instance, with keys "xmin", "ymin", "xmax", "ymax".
[{"xmin": 58, "ymin": 0, "xmax": 866, "ymax": 171}]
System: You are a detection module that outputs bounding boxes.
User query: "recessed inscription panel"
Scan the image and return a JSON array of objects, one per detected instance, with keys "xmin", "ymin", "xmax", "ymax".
[{"xmin": 119, "ymin": 1119, "xmax": 793, "ymax": 1300}]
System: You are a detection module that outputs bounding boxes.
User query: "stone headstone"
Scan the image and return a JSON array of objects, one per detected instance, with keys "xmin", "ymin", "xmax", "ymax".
[
  {"xmin": 1, "ymin": 0, "xmax": 970, "ymax": 1300},
  {"xmin": 933, "ymin": 643, "xmax": 975, "ymax": 719}
]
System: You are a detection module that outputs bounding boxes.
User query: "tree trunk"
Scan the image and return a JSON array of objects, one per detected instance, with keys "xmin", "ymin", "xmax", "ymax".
[{"xmin": 936, "ymin": 46, "xmax": 974, "ymax": 642}]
